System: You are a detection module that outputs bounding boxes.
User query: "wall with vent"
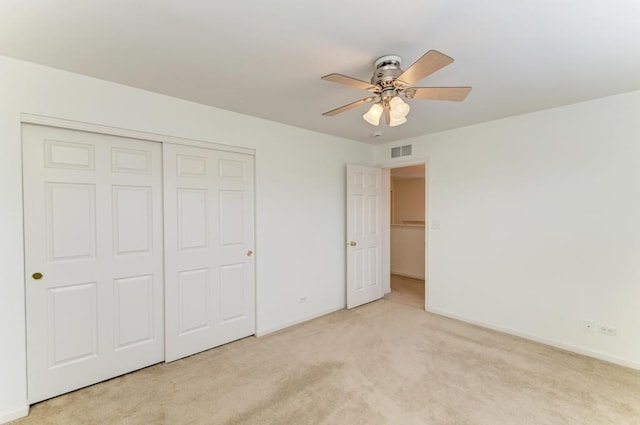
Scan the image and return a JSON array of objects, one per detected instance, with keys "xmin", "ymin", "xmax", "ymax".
[{"xmin": 375, "ymin": 89, "xmax": 640, "ymax": 370}]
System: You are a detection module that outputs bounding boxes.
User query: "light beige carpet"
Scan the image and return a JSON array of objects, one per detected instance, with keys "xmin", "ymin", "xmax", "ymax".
[
  {"xmin": 384, "ymin": 274, "xmax": 425, "ymax": 309},
  {"xmin": 12, "ymin": 300, "xmax": 640, "ymax": 425}
]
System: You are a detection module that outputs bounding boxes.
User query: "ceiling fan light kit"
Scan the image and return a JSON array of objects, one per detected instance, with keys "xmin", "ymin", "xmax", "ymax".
[
  {"xmin": 363, "ymin": 103, "xmax": 384, "ymax": 126},
  {"xmin": 389, "ymin": 96, "xmax": 410, "ymax": 118},
  {"xmin": 389, "ymin": 115, "xmax": 407, "ymax": 127},
  {"xmin": 321, "ymin": 50, "xmax": 471, "ymax": 128}
]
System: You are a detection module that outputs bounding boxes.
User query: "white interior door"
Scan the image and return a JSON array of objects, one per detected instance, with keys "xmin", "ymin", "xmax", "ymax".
[
  {"xmin": 346, "ymin": 164, "xmax": 383, "ymax": 308},
  {"xmin": 163, "ymin": 143, "xmax": 255, "ymax": 362},
  {"xmin": 23, "ymin": 124, "xmax": 164, "ymax": 403}
]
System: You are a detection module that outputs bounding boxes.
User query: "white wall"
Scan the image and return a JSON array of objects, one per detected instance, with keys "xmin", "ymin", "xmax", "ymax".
[
  {"xmin": 376, "ymin": 90, "xmax": 640, "ymax": 369},
  {"xmin": 390, "ymin": 225, "xmax": 425, "ymax": 279},
  {"xmin": 392, "ymin": 177, "xmax": 425, "ymax": 224},
  {"xmin": 0, "ymin": 56, "xmax": 373, "ymax": 422}
]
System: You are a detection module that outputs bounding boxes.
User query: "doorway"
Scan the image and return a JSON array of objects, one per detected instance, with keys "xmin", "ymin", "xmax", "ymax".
[{"xmin": 384, "ymin": 164, "xmax": 426, "ymax": 309}]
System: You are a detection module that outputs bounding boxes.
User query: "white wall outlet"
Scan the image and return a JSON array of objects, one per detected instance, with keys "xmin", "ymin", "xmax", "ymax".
[
  {"xmin": 299, "ymin": 297, "xmax": 307, "ymax": 304},
  {"xmin": 431, "ymin": 219, "xmax": 441, "ymax": 230},
  {"xmin": 598, "ymin": 324, "xmax": 617, "ymax": 336},
  {"xmin": 583, "ymin": 320, "xmax": 596, "ymax": 334}
]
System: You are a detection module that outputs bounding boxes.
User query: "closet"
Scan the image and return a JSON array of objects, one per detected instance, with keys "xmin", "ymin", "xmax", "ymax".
[{"xmin": 22, "ymin": 123, "xmax": 255, "ymax": 403}]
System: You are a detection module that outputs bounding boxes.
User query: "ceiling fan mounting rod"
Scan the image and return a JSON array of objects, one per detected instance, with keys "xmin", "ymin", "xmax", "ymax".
[{"xmin": 374, "ymin": 55, "xmax": 402, "ymax": 69}]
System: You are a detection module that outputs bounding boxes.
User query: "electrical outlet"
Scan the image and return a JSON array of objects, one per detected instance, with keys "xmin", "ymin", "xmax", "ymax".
[
  {"xmin": 598, "ymin": 324, "xmax": 617, "ymax": 336},
  {"xmin": 583, "ymin": 320, "xmax": 596, "ymax": 334},
  {"xmin": 299, "ymin": 297, "xmax": 307, "ymax": 304}
]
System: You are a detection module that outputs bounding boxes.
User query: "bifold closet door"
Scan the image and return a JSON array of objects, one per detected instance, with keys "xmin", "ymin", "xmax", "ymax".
[
  {"xmin": 23, "ymin": 124, "xmax": 164, "ymax": 403},
  {"xmin": 163, "ymin": 143, "xmax": 255, "ymax": 362}
]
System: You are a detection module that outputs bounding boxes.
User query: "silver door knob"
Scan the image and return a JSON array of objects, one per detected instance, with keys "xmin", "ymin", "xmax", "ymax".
[{"xmin": 247, "ymin": 250, "xmax": 253, "ymax": 257}]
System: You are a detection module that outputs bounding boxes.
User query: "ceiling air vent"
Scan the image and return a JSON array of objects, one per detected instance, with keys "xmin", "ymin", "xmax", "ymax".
[{"xmin": 391, "ymin": 144, "xmax": 412, "ymax": 158}]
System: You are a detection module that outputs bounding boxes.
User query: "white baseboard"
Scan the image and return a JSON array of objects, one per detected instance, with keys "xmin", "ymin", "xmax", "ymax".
[
  {"xmin": 0, "ymin": 406, "xmax": 29, "ymax": 424},
  {"xmin": 391, "ymin": 271, "xmax": 425, "ymax": 280},
  {"xmin": 427, "ymin": 307, "xmax": 640, "ymax": 371},
  {"xmin": 256, "ymin": 305, "xmax": 344, "ymax": 337}
]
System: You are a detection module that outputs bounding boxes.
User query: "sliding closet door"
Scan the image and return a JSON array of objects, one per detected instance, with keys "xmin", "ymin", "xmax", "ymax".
[
  {"xmin": 23, "ymin": 124, "xmax": 164, "ymax": 403},
  {"xmin": 163, "ymin": 143, "xmax": 255, "ymax": 362}
]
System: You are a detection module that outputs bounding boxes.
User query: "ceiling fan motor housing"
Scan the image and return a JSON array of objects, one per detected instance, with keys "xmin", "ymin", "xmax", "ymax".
[{"xmin": 372, "ymin": 55, "xmax": 403, "ymax": 101}]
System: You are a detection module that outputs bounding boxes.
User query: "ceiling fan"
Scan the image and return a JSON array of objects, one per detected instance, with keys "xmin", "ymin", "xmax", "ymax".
[{"xmin": 321, "ymin": 50, "xmax": 471, "ymax": 127}]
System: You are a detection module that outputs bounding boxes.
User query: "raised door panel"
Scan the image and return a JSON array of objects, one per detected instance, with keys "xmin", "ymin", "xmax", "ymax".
[
  {"xmin": 177, "ymin": 154, "xmax": 208, "ymax": 178},
  {"xmin": 353, "ymin": 249, "xmax": 365, "ymax": 291},
  {"xmin": 178, "ymin": 268, "xmax": 210, "ymax": 335},
  {"xmin": 352, "ymin": 170, "xmax": 363, "ymax": 188},
  {"xmin": 114, "ymin": 275, "xmax": 155, "ymax": 350},
  {"xmin": 44, "ymin": 140, "xmax": 95, "ymax": 170},
  {"xmin": 111, "ymin": 148, "xmax": 152, "ymax": 175},
  {"xmin": 367, "ymin": 195, "xmax": 379, "ymax": 236},
  {"xmin": 219, "ymin": 190, "xmax": 245, "ymax": 246},
  {"xmin": 366, "ymin": 172, "xmax": 379, "ymax": 190},
  {"xmin": 112, "ymin": 186, "xmax": 153, "ymax": 256},
  {"xmin": 46, "ymin": 183, "xmax": 96, "ymax": 262},
  {"xmin": 219, "ymin": 159, "xmax": 245, "ymax": 181},
  {"xmin": 178, "ymin": 189, "xmax": 209, "ymax": 251},
  {"xmin": 352, "ymin": 194, "xmax": 364, "ymax": 238},
  {"xmin": 47, "ymin": 282, "xmax": 98, "ymax": 367},
  {"xmin": 367, "ymin": 247, "xmax": 379, "ymax": 288},
  {"xmin": 219, "ymin": 264, "xmax": 246, "ymax": 323}
]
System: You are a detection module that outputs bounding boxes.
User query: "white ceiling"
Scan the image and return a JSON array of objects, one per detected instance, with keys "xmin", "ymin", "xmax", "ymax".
[{"xmin": 2, "ymin": 0, "xmax": 640, "ymax": 144}]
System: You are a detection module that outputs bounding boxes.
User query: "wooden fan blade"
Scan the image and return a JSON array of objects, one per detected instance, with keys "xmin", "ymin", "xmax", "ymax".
[
  {"xmin": 322, "ymin": 97, "xmax": 376, "ymax": 116},
  {"xmin": 384, "ymin": 105, "xmax": 391, "ymax": 126},
  {"xmin": 396, "ymin": 50, "xmax": 454, "ymax": 86},
  {"xmin": 321, "ymin": 73, "xmax": 377, "ymax": 91},
  {"xmin": 404, "ymin": 87, "xmax": 472, "ymax": 101}
]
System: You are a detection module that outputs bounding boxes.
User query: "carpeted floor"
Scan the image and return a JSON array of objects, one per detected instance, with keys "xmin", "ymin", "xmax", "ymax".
[
  {"xmin": 12, "ymin": 299, "xmax": 640, "ymax": 425},
  {"xmin": 384, "ymin": 274, "xmax": 425, "ymax": 309}
]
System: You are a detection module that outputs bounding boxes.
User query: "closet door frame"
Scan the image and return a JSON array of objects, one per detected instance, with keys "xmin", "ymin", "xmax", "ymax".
[{"xmin": 21, "ymin": 114, "xmax": 255, "ymax": 156}]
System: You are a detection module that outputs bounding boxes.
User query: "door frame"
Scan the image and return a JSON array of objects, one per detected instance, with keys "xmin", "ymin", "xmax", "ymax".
[
  {"xmin": 20, "ymin": 113, "xmax": 258, "ymax": 396},
  {"xmin": 21, "ymin": 113, "xmax": 254, "ymax": 156},
  {"xmin": 380, "ymin": 159, "xmax": 428, "ymax": 310}
]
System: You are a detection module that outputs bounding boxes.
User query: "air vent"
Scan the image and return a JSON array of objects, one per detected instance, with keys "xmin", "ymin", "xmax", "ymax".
[{"xmin": 391, "ymin": 144, "xmax": 412, "ymax": 158}]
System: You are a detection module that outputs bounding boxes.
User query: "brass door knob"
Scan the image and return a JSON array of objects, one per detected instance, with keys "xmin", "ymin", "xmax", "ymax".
[
  {"xmin": 247, "ymin": 250, "xmax": 253, "ymax": 257},
  {"xmin": 347, "ymin": 241, "xmax": 356, "ymax": 247},
  {"xmin": 32, "ymin": 272, "xmax": 43, "ymax": 280}
]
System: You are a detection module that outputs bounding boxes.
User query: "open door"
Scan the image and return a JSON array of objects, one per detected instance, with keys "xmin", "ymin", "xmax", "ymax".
[{"xmin": 346, "ymin": 164, "xmax": 383, "ymax": 308}]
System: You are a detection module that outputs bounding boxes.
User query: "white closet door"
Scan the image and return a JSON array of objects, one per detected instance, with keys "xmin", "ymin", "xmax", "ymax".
[
  {"xmin": 163, "ymin": 143, "xmax": 255, "ymax": 362},
  {"xmin": 23, "ymin": 124, "xmax": 164, "ymax": 403}
]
